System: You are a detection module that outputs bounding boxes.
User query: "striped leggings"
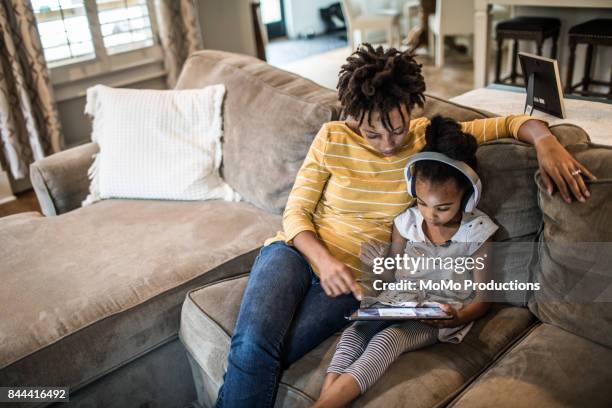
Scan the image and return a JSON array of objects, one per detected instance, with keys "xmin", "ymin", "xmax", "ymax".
[{"xmin": 327, "ymin": 320, "xmax": 438, "ymax": 393}]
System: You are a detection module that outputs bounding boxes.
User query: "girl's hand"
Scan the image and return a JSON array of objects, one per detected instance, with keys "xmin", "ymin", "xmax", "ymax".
[
  {"xmin": 359, "ymin": 241, "xmax": 387, "ymax": 267},
  {"xmin": 535, "ymin": 135, "xmax": 597, "ymax": 203},
  {"xmin": 317, "ymin": 254, "xmax": 362, "ymax": 300},
  {"xmin": 421, "ymin": 304, "xmax": 464, "ymax": 328}
]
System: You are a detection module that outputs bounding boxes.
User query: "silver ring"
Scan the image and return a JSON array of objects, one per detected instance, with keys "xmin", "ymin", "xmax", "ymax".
[{"xmin": 571, "ymin": 169, "xmax": 582, "ymax": 176}]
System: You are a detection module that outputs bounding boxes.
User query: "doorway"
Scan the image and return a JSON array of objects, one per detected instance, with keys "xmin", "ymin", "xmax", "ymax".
[{"xmin": 261, "ymin": 0, "xmax": 286, "ymax": 39}]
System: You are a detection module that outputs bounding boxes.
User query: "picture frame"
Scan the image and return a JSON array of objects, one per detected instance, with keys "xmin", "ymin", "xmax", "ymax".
[{"xmin": 518, "ymin": 52, "xmax": 567, "ymax": 119}]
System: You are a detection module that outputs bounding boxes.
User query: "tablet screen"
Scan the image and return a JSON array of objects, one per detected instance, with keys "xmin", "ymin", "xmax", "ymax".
[{"xmin": 347, "ymin": 306, "xmax": 452, "ymax": 321}]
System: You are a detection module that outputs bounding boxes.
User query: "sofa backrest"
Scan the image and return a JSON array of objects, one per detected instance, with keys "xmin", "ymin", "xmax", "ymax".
[
  {"xmin": 175, "ymin": 50, "xmax": 341, "ymax": 214},
  {"xmin": 477, "ymin": 125, "xmax": 590, "ymax": 305},
  {"xmin": 529, "ymin": 140, "xmax": 612, "ymax": 349}
]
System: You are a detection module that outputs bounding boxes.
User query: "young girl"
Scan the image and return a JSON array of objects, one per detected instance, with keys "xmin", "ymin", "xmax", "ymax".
[
  {"xmin": 314, "ymin": 116, "xmax": 497, "ymax": 407},
  {"xmin": 215, "ymin": 44, "xmax": 594, "ymax": 408}
]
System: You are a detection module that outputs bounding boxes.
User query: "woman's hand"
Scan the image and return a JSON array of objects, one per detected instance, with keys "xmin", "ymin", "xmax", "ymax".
[
  {"xmin": 318, "ymin": 254, "xmax": 363, "ymax": 300},
  {"xmin": 535, "ymin": 135, "xmax": 596, "ymax": 203},
  {"xmin": 293, "ymin": 231, "xmax": 362, "ymax": 300},
  {"xmin": 516, "ymin": 119, "xmax": 596, "ymax": 203},
  {"xmin": 421, "ymin": 304, "xmax": 464, "ymax": 328}
]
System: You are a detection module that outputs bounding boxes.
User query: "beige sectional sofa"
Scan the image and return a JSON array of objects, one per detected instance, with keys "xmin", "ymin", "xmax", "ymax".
[{"xmin": 1, "ymin": 50, "xmax": 611, "ymax": 408}]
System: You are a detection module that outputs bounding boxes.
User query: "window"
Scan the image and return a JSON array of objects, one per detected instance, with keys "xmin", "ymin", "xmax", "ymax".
[
  {"xmin": 97, "ymin": 0, "xmax": 154, "ymax": 55},
  {"xmin": 32, "ymin": 0, "xmax": 94, "ymax": 65},
  {"xmin": 33, "ymin": 0, "xmax": 159, "ymax": 68}
]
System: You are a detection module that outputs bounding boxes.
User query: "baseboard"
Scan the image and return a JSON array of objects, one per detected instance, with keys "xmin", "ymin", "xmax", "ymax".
[
  {"xmin": 0, "ymin": 195, "xmax": 16, "ymax": 205},
  {"xmin": 0, "ymin": 169, "xmax": 16, "ymax": 203}
]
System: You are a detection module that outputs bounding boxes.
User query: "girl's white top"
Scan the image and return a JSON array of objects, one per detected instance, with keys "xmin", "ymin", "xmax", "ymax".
[{"xmin": 367, "ymin": 206, "xmax": 498, "ymax": 343}]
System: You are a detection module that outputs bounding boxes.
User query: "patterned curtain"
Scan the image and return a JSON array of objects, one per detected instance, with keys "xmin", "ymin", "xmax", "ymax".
[
  {"xmin": 154, "ymin": 0, "xmax": 204, "ymax": 88},
  {"xmin": 0, "ymin": 0, "xmax": 63, "ymax": 180}
]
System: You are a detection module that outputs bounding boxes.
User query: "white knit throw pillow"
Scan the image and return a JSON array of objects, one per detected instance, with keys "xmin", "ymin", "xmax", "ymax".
[{"xmin": 82, "ymin": 84, "xmax": 240, "ymax": 205}]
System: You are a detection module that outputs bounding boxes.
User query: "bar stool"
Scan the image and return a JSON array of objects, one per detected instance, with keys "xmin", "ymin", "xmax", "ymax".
[
  {"xmin": 565, "ymin": 19, "xmax": 612, "ymax": 99},
  {"xmin": 494, "ymin": 17, "xmax": 561, "ymax": 85}
]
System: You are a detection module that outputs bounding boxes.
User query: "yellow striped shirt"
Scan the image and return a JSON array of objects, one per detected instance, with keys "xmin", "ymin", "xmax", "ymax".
[{"xmin": 265, "ymin": 115, "xmax": 532, "ymax": 281}]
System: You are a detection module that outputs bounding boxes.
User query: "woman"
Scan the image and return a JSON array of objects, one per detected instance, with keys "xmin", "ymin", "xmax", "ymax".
[{"xmin": 214, "ymin": 44, "xmax": 595, "ymax": 408}]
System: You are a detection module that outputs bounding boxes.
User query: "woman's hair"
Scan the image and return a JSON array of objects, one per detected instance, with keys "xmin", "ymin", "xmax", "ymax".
[
  {"xmin": 337, "ymin": 43, "xmax": 425, "ymax": 132},
  {"xmin": 414, "ymin": 116, "xmax": 478, "ymax": 197}
]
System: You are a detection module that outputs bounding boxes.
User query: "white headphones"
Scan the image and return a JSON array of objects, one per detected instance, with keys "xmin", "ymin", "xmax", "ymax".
[{"xmin": 404, "ymin": 152, "xmax": 482, "ymax": 212}]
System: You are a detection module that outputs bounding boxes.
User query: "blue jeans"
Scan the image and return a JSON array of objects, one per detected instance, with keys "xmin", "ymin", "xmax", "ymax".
[{"xmin": 214, "ymin": 241, "xmax": 360, "ymax": 408}]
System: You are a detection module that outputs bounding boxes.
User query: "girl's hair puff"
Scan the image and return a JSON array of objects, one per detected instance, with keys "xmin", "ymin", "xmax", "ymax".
[{"xmin": 414, "ymin": 116, "xmax": 478, "ymax": 198}]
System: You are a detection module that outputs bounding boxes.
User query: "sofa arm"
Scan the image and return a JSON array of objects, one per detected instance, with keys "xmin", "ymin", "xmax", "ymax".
[{"xmin": 30, "ymin": 142, "xmax": 99, "ymax": 216}]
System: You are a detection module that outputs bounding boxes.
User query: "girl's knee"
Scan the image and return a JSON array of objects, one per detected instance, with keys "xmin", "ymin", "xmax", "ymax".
[
  {"xmin": 370, "ymin": 326, "xmax": 405, "ymax": 345},
  {"xmin": 364, "ymin": 328, "xmax": 408, "ymax": 357}
]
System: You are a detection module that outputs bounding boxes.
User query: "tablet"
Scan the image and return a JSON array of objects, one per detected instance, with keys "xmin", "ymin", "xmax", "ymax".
[{"xmin": 346, "ymin": 306, "xmax": 453, "ymax": 321}]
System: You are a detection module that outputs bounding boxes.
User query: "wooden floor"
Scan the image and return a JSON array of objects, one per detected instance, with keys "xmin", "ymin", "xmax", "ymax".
[{"xmin": 0, "ymin": 190, "xmax": 41, "ymax": 218}]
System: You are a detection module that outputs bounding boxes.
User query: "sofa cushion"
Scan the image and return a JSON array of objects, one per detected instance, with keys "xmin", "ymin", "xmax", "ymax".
[
  {"xmin": 180, "ymin": 275, "xmax": 535, "ymax": 407},
  {"xmin": 470, "ymin": 123, "xmax": 588, "ymax": 243},
  {"xmin": 82, "ymin": 84, "xmax": 239, "ymax": 205},
  {"xmin": 449, "ymin": 323, "xmax": 612, "ymax": 408},
  {"xmin": 477, "ymin": 140, "xmax": 540, "ymax": 241},
  {"xmin": 174, "ymin": 50, "xmax": 341, "ymax": 214},
  {"xmin": 529, "ymin": 142, "xmax": 612, "ymax": 348},
  {"xmin": 0, "ymin": 200, "xmax": 281, "ymax": 392}
]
